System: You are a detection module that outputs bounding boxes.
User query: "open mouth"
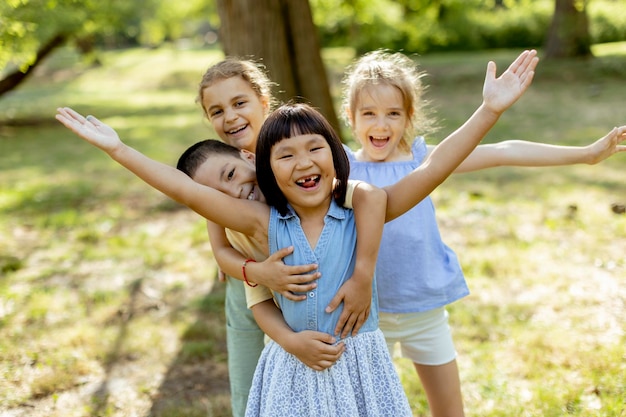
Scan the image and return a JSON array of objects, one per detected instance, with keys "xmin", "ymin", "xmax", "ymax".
[
  {"xmin": 296, "ymin": 175, "xmax": 320, "ymax": 188},
  {"xmin": 370, "ymin": 136, "xmax": 389, "ymax": 148},
  {"xmin": 228, "ymin": 124, "xmax": 248, "ymax": 135},
  {"xmin": 245, "ymin": 185, "xmax": 258, "ymax": 201}
]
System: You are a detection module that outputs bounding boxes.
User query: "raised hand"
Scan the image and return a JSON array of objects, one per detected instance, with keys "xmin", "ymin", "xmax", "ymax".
[
  {"xmin": 585, "ymin": 125, "xmax": 626, "ymax": 164},
  {"xmin": 55, "ymin": 107, "xmax": 122, "ymax": 153},
  {"xmin": 482, "ymin": 49, "xmax": 538, "ymax": 114}
]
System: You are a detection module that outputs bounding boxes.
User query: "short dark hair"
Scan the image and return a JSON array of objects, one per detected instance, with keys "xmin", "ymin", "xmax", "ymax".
[
  {"xmin": 256, "ymin": 103, "xmax": 349, "ymax": 216},
  {"xmin": 176, "ymin": 139, "xmax": 241, "ymax": 178}
]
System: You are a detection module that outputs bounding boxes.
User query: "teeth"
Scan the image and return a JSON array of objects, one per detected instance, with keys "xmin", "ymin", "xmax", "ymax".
[
  {"xmin": 296, "ymin": 175, "xmax": 320, "ymax": 185},
  {"xmin": 228, "ymin": 125, "xmax": 246, "ymax": 134}
]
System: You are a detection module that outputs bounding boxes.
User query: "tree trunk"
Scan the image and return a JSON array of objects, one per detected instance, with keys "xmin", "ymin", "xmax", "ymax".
[
  {"xmin": 0, "ymin": 33, "xmax": 67, "ymax": 97},
  {"xmin": 216, "ymin": 0, "xmax": 342, "ymax": 138},
  {"xmin": 544, "ymin": 0, "xmax": 592, "ymax": 59}
]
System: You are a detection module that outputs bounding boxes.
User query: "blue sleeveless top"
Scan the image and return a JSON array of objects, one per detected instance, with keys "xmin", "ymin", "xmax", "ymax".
[
  {"xmin": 345, "ymin": 138, "xmax": 469, "ymax": 313},
  {"xmin": 268, "ymin": 201, "xmax": 380, "ymax": 335}
]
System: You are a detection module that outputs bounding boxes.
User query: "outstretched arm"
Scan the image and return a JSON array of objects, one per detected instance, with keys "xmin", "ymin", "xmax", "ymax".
[
  {"xmin": 55, "ymin": 107, "xmax": 270, "ymax": 241},
  {"xmin": 384, "ymin": 49, "xmax": 539, "ymax": 221},
  {"xmin": 441, "ymin": 125, "xmax": 626, "ymax": 173}
]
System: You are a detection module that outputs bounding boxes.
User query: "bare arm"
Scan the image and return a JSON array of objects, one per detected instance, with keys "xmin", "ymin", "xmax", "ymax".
[
  {"xmin": 326, "ymin": 182, "xmax": 387, "ymax": 338},
  {"xmin": 251, "ymin": 300, "xmax": 345, "ymax": 371},
  {"xmin": 434, "ymin": 125, "xmax": 626, "ymax": 173},
  {"xmin": 55, "ymin": 107, "xmax": 270, "ymax": 242},
  {"xmin": 207, "ymin": 221, "xmax": 319, "ymax": 301},
  {"xmin": 384, "ymin": 49, "xmax": 539, "ymax": 221}
]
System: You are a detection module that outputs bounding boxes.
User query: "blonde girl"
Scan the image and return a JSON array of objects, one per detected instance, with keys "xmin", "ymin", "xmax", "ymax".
[{"xmin": 342, "ymin": 49, "xmax": 626, "ymax": 417}]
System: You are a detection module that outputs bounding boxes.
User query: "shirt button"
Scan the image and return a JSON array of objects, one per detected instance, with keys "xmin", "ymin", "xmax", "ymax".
[{"xmin": 308, "ymin": 292, "xmax": 315, "ymax": 298}]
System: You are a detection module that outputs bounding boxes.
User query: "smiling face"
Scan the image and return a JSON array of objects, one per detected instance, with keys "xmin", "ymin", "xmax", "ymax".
[
  {"xmin": 269, "ymin": 133, "xmax": 335, "ymax": 217},
  {"xmin": 192, "ymin": 149, "xmax": 265, "ymax": 204},
  {"xmin": 201, "ymin": 76, "xmax": 269, "ymax": 152},
  {"xmin": 351, "ymin": 84, "xmax": 412, "ymax": 162}
]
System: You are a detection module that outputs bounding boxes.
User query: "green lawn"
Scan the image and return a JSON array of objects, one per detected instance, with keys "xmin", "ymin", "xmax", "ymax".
[{"xmin": 1, "ymin": 43, "xmax": 625, "ymax": 416}]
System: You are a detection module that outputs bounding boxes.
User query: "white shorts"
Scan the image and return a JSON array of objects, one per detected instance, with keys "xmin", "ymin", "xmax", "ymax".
[{"xmin": 379, "ymin": 307, "xmax": 457, "ymax": 366}]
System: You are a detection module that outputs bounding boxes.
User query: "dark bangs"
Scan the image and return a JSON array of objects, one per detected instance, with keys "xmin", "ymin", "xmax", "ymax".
[{"xmin": 256, "ymin": 103, "xmax": 350, "ymax": 216}]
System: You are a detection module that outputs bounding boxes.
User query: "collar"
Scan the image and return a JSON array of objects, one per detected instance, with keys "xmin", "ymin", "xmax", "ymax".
[{"xmin": 277, "ymin": 199, "xmax": 347, "ymax": 221}]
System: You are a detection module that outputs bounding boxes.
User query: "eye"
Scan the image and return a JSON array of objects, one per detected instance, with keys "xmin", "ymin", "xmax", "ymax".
[
  {"xmin": 234, "ymin": 100, "xmax": 247, "ymax": 108},
  {"xmin": 362, "ymin": 110, "xmax": 375, "ymax": 117},
  {"xmin": 389, "ymin": 110, "xmax": 402, "ymax": 117},
  {"xmin": 227, "ymin": 168, "xmax": 235, "ymax": 180},
  {"xmin": 209, "ymin": 109, "xmax": 223, "ymax": 118}
]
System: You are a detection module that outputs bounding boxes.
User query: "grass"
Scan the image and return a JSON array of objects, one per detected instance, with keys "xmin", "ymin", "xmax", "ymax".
[{"xmin": 1, "ymin": 42, "xmax": 625, "ymax": 416}]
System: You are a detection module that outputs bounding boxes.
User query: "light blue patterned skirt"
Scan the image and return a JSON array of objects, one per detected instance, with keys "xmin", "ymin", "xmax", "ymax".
[{"xmin": 245, "ymin": 329, "xmax": 411, "ymax": 417}]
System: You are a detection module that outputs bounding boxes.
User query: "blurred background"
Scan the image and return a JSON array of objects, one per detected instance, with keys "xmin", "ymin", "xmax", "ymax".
[{"xmin": 1, "ymin": 1, "xmax": 625, "ymax": 416}]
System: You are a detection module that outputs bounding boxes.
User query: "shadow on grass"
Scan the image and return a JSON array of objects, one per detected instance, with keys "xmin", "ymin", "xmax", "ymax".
[
  {"xmin": 149, "ymin": 272, "xmax": 231, "ymax": 417},
  {"xmin": 147, "ymin": 271, "xmax": 232, "ymax": 417},
  {"xmin": 81, "ymin": 274, "xmax": 231, "ymax": 417},
  {"xmin": 88, "ymin": 279, "xmax": 143, "ymax": 415}
]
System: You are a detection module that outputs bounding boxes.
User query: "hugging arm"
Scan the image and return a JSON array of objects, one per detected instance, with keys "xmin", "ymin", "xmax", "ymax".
[
  {"xmin": 326, "ymin": 181, "xmax": 387, "ymax": 338},
  {"xmin": 250, "ymin": 299, "xmax": 345, "ymax": 371},
  {"xmin": 207, "ymin": 221, "xmax": 320, "ymax": 301},
  {"xmin": 384, "ymin": 50, "xmax": 539, "ymax": 221},
  {"xmin": 447, "ymin": 125, "xmax": 626, "ymax": 173}
]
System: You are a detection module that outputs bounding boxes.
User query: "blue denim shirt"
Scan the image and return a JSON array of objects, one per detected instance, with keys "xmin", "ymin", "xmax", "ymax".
[{"xmin": 269, "ymin": 201, "xmax": 379, "ymax": 336}]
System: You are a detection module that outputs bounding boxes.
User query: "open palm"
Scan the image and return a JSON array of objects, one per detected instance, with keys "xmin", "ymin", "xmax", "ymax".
[
  {"xmin": 482, "ymin": 50, "xmax": 539, "ymax": 113},
  {"xmin": 55, "ymin": 107, "xmax": 122, "ymax": 153}
]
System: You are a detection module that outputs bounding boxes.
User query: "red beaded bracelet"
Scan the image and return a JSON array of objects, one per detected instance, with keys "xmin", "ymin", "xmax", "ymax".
[{"xmin": 242, "ymin": 259, "xmax": 258, "ymax": 287}]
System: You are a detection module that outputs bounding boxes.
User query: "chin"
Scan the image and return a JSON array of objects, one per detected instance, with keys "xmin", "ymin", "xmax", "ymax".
[{"xmin": 237, "ymin": 138, "xmax": 254, "ymax": 150}]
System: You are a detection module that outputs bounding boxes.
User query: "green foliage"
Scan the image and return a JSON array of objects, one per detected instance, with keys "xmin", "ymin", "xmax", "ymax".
[
  {"xmin": 3, "ymin": 0, "xmax": 626, "ymax": 83},
  {"xmin": 1, "ymin": 44, "xmax": 625, "ymax": 416},
  {"xmin": 136, "ymin": 0, "xmax": 218, "ymax": 46},
  {"xmin": 590, "ymin": 1, "xmax": 626, "ymax": 44},
  {"xmin": 0, "ymin": 0, "xmax": 157, "ymax": 72},
  {"xmin": 311, "ymin": 0, "xmax": 626, "ymax": 53},
  {"xmin": 0, "ymin": 0, "xmax": 218, "ymax": 77}
]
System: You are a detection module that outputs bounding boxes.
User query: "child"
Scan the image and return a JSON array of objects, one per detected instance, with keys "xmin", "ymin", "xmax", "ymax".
[
  {"xmin": 340, "ymin": 49, "xmax": 626, "ymax": 417},
  {"xmin": 54, "ymin": 47, "xmax": 537, "ymax": 416},
  {"xmin": 196, "ymin": 58, "xmax": 382, "ymax": 415},
  {"xmin": 175, "ymin": 138, "xmax": 386, "ymax": 372},
  {"xmin": 197, "ymin": 59, "xmax": 271, "ymax": 415}
]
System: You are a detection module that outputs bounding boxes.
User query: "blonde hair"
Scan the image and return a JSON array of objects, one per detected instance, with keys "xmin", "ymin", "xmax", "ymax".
[
  {"xmin": 197, "ymin": 57, "xmax": 278, "ymax": 116},
  {"xmin": 342, "ymin": 50, "xmax": 436, "ymax": 153}
]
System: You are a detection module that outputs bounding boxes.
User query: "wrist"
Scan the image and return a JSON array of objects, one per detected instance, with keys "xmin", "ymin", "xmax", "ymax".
[
  {"xmin": 581, "ymin": 145, "xmax": 595, "ymax": 165},
  {"xmin": 351, "ymin": 262, "xmax": 375, "ymax": 283},
  {"xmin": 242, "ymin": 259, "xmax": 258, "ymax": 287},
  {"xmin": 108, "ymin": 142, "xmax": 129, "ymax": 160},
  {"xmin": 277, "ymin": 330, "xmax": 299, "ymax": 355},
  {"xmin": 478, "ymin": 102, "xmax": 504, "ymax": 120}
]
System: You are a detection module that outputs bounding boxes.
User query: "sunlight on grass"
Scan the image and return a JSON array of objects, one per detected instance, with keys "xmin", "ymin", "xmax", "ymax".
[
  {"xmin": 592, "ymin": 40, "xmax": 626, "ymax": 56},
  {"xmin": 1, "ymin": 43, "xmax": 624, "ymax": 416}
]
